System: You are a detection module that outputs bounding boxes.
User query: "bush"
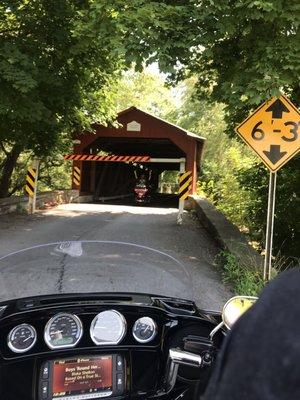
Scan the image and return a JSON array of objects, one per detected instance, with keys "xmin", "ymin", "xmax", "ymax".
[
  {"xmin": 237, "ymin": 156, "xmax": 300, "ymax": 263},
  {"xmin": 216, "ymin": 251, "xmax": 265, "ymax": 296},
  {"xmin": 198, "ymin": 146, "xmax": 255, "ymax": 228}
]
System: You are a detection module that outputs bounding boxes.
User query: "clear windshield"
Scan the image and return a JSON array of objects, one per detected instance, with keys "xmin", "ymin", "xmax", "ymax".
[{"xmin": 0, "ymin": 241, "xmax": 195, "ymax": 303}]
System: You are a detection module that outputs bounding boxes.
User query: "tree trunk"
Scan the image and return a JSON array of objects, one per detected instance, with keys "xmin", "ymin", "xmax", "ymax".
[{"xmin": 0, "ymin": 144, "xmax": 23, "ymax": 198}]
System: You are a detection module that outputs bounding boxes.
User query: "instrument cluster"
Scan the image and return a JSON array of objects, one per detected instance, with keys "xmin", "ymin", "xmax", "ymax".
[{"xmin": 7, "ymin": 310, "xmax": 157, "ymax": 354}]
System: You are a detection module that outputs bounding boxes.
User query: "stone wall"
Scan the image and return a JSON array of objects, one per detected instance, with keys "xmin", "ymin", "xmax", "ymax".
[
  {"xmin": 188, "ymin": 195, "xmax": 263, "ymax": 268},
  {"xmin": 0, "ymin": 190, "xmax": 79, "ymax": 215}
]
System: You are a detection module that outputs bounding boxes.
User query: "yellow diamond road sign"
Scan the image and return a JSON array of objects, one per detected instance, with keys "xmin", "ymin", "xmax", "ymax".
[{"xmin": 235, "ymin": 95, "xmax": 300, "ymax": 172}]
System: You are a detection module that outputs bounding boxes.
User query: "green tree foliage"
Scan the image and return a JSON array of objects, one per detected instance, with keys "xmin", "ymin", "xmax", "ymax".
[
  {"xmin": 122, "ymin": 0, "xmax": 299, "ymax": 261},
  {"xmin": 3, "ymin": 67, "xmax": 181, "ymax": 195},
  {"xmin": 115, "ymin": 68, "xmax": 178, "ymax": 116},
  {"xmin": 168, "ymin": 79, "xmax": 299, "ymax": 261},
  {"xmin": 125, "ymin": 0, "xmax": 300, "ymax": 130},
  {"xmin": 167, "ymin": 79, "xmax": 256, "ymax": 228},
  {"xmin": 0, "ymin": 0, "xmax": 123, "ymax": 197},
  {"xmin": 1, "ymin": 0, "xmax": 298, "ymax": 262}
]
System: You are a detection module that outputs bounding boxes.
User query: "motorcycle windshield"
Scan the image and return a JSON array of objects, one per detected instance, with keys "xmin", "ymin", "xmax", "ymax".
[{"xmin": 0, "ymin": 241, "xmax": 195, "ymax": 303}]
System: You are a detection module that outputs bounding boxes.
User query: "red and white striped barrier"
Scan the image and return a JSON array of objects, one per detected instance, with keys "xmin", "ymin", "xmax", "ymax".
[{"xmin": 64, "ymin": 154, "xmax": 151, "ymax": 162}]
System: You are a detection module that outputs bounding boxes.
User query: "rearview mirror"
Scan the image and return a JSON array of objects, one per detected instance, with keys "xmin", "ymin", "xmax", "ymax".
[{"xmin": 222, "ymin": 296, "xmax": 257, "ymax": 329}]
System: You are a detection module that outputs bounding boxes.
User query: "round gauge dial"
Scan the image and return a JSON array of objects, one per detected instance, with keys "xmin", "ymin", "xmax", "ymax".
[
  {"xmin": 133, "ymin": 317, "xmax": 157, "ymax": 343},
  {"xmin": 90, "ymin": 310, "xmax": 126, "ymax": 345},
  {"xmin": 7, "ymin": 324, "xmax": 37, "ymax": 353},
  {"xmin": 44, "ymin": 313, "xmax": 83, "ymax": 349}
]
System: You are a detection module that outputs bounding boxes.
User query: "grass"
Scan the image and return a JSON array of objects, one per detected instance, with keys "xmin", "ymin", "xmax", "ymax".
[{"xmin": 216, "ymin": 251, "xmax": 265, "ymax": 296}]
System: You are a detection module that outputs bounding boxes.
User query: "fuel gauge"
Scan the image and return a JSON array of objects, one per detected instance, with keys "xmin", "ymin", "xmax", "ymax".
[
  {"xmin": 8, "ymin": 324, "xmax": 37, "ymax": 353},
  {"xmin": 133, "ymin": 317, "xmax": 157, "ymax": 343}
]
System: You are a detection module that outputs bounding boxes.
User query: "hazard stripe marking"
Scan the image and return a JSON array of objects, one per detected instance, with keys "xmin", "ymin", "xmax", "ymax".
[
  {"xmin": 28, "ymin": 167, "xmax": 36, "ymax": 179},
  {"xmin": 25, "ymin": 186, "xmax": 34, "ymax": 196},
  {"xmin": 26, "ymin": 175, "xmax": 35, "ymax": 188},
  {"xmin": 73, "ymin": 166, "xmax": 81, "ymax": 186},
  {"xmin": 64, "ymin": 154, "xmax": 151, "ymax": 162},
  {"xmin": 179, "ymin": 171, "xmax": 191, "ymax": 184},
  {"xmin": 25, "ymin": 167, "xmax": 36, "ymax": 197},
  {"xmin": 179, "ymin": 171, "xmax": 192, "ymax": 200},
  {"xmin": 179, "ymin": 179, "xmax": 191, "ymax": 194},
  {"xmin": 180, "ymin": 191, "xmax": 190, "ymax": 201},
  {"xmin": 179, "ymin": 174, "xmax": 191, "ymax": 189}
]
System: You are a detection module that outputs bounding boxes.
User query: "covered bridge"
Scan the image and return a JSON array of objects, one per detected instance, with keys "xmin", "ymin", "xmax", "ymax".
[{"xmin": 65, "ymin": 107, "xmax": 205, "ymax": 202}]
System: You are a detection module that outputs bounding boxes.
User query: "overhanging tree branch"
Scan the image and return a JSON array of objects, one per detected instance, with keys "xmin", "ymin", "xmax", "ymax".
[{"xmin": 0, "ymin": 141, "xmax": 9, "ymax": 156}]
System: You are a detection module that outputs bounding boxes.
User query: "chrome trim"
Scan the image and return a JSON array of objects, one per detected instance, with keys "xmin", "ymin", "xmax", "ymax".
[
  {"xmin": 132, "ymin": 317, "xmax": 157, "ymax": 343},
  {"xmin": 53, "ymin": 391, "xmax": 113, "ymax": 399},
  {"xmin": 44, "ymin": 313, "xmax": 83, "ymax": 350},
  {"xmin": 0, "ymin": 306, "xmax": 7, "ymax": 313},
  {"xmin": 209, "ymin": 321, "xmax": 224, "ymax": 341},
  {"xmin": 166, "ymin": 349, "xmax": 202, "ymax": 392},
  {"xmin": 90, "ymin": 310, "xmax": 127, "ymax": 346},
  {"xmin": 7, "ymin": 324, "xmax": 37, "ymax": 353},
  {"xmin": 169, "ymin": 349, "xmax": 202, "ymax": 367}
]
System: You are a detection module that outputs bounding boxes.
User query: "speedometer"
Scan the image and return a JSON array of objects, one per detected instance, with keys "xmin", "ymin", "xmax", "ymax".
[
  {"xmin": 90, "ymin": 310, "xmax": 126, "ymax": 345},
  {"xmin": 44, "ymin": 313, "xmax": 83, "ymax": 349}
]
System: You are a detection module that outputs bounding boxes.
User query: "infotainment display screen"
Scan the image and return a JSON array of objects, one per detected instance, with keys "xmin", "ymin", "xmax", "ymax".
[{"xmin": 52, "ymin": 356, "xmax": 113, "ymax": 398}]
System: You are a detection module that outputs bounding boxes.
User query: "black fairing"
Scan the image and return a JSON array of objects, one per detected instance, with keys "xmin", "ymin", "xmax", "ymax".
[{"xmin": 0, "ymin": 293, "xmax": 223, "ymax": 400}]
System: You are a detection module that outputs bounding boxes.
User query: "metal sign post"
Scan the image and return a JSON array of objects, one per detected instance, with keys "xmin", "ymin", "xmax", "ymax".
[{"xmin": 263, "ymin": 172, "xmax": 277, "ymax": 281}]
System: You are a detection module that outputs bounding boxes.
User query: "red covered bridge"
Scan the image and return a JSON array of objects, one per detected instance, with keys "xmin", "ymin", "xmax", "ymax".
[{"xmin": 66, "ymin": 107, "xmax": 205, "ymax": 203}]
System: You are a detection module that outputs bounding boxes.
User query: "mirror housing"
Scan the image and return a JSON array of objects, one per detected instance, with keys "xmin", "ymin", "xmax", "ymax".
[{"xmin": 222, "ymin": 296, "xmax": 257, "ymax": 329}]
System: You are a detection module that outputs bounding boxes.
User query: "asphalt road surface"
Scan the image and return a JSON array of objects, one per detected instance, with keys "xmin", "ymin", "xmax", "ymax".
[{"xmin": 0, "ymin": 201, "xmax": 231, "ymax": 310}]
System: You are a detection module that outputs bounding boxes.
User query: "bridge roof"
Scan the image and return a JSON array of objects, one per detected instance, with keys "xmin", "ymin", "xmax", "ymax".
[{"xmin": 117, "ymin": 106, "xmax": 205, "ymax": 142}]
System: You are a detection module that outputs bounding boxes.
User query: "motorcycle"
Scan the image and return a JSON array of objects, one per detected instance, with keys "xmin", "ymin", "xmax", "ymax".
[
  {"xmin": 0, "ymin": 241, "xmax": 256, "ymax": 400},
  {"xmin": 134, "ymin": 183, "xmax": 151, "ymax": 204}
]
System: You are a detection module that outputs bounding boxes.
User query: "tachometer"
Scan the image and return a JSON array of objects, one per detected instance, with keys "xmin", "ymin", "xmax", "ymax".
[
  {"xmin": 133, "ymin": 317, "xmax": 157, "ymax": 343},
  {"xmin": 44, "ymin": 313, "xmax": 83, "ymax": 349},
  {"xmin": 90, "ymin": 310, "xmax": 126, "ymax": 345},
  {"xmin": 7, "ymin": 324, "xmax": 37, "ymax": 353}
]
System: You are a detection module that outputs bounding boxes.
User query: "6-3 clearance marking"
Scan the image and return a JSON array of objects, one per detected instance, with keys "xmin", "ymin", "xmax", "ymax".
[{"xmin": 235, "ymin": 95, "xmax": 300, "ymax": 172}]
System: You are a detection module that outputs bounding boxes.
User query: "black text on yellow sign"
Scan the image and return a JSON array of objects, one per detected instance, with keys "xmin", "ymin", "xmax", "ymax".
[
  {"xmin": 73, "ymin": 166, "xmax": 81, "ymax": 186},
  {"xmin": 25, "ymin": 167, "xmax": 36, "ymax": 197},
  {"xmin": 179, "ymin": 171, "xmax": 192, "ymax": 200},
  {"xmin": 235, "ymin": 95, "xmax": 300, "ymax": 172}
]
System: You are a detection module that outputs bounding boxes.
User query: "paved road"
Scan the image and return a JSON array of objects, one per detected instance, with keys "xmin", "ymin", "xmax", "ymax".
[{"xmin": 0, "ymin": 202, "xmax": 231, "ymax": 309}]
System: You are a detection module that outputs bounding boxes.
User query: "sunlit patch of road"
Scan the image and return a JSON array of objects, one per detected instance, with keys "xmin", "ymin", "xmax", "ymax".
[{"xmin": 43, "ymin": 203, "xmax": 178, "ymax": 217}]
